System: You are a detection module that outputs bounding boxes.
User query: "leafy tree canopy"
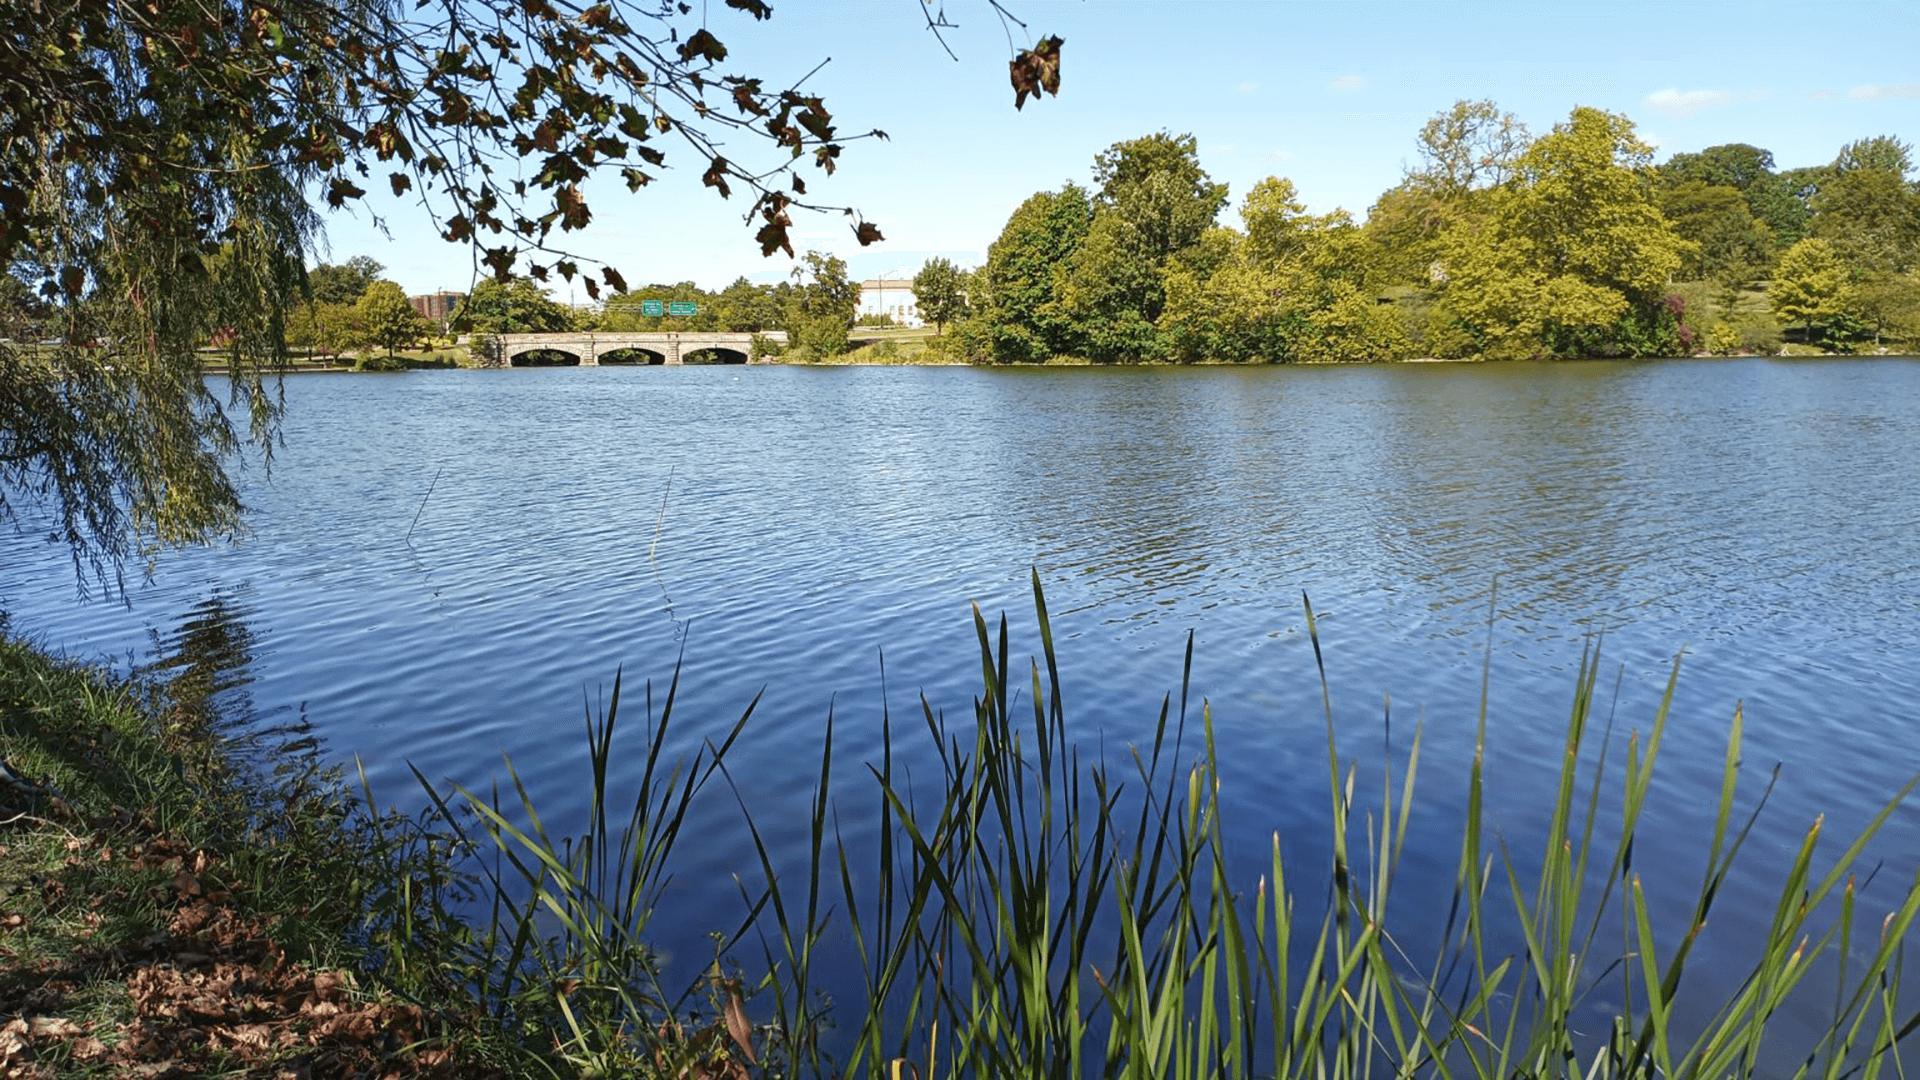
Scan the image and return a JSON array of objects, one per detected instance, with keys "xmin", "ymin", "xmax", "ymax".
[
  {"xmin": 306, "ymin": 257, "xmax": 387, "ymax": 307},
  {"xmin": 978, "ymin": 185, "xmax": 1092, "ymax": 363},
  {"xmin": 912, "ymin": 258, "xmax": 971, "ymax": 334},
  {"xmin": 1092, "ymin": 132, "xmax": 1228, "ymax": 213},
  {"xmin": 1833, "ymin": 136, "xmax": 1915, "ymax": 178},
  {"xmin": 453, "ymin": 278, "xmax": 576, "ymax": 335},
  {"xmin": 1663, "ymin": 143, "xmax": 1777, "ymax": 191},
  {"xmin": 1659, "ymin": 142, "xmax": 1809, "ymax": 249},
  {"xmin": 1812, "ymin": 136, "xmax": 1920, "ymax": 278},
  {"xmin": 1659, "ymin": 181, "xmax": 1773, "ymax": 287},
  {"xmin": 785, "ymin": 251, "xmax": 859, "ymax": 356},
  {"xmin": 1413, "ymin": 98, "xmax": 1530, "ymax": 196},
  {"xmin": 356, "ymin": 281, "xmax": 429, "ymax": 356},
  {"xmin": 711, "ymin": 277, "xmax": 784, "ymax": 333},
  {"xmin": 1771, "ymin": 237, "xmax": 1853, "ymax": 340},
  {"xmin": 1441, "ymin": 107, "xmax": 1688, "ymax": 358}
]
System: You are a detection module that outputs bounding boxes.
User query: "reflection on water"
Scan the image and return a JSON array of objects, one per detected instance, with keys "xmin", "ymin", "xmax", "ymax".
[
  {"xmin": 144, "ymin": 591, "xmax": 259, "ymax": 728},
  {"xmin": 140, "ymin": 590, "xmax": 325, "ymax": 787}
]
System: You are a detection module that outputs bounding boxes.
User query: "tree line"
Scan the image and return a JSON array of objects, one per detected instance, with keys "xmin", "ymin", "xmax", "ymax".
[
  {"xmin": 937, "ymin": 102, "xmax": 1919, "ymax": 363},
  {"xmin": 292, "ymin": 249, "xmax": 878, "ymax": 361},
  {"xmin": 399, "ymin": 101, "xmax": 1916, "ymax": 367}
]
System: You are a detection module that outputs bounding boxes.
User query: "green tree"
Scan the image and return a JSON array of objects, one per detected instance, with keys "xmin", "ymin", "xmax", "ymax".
[
  {"xmin": 1771, "ymin": 237, "xmax": 1854, "ymax": 342},
  {"xmin": 599, "ymin": 283, "xmax": 718, "ymax": 332},
  {"xmin": 1661, "ymin": 142, "xmax": 1807, "ymax": 248},
  {"xmin": 1367, "ymin": 100, "xmax": 1528, "ymax": 286},
  {"xmin": 977, "ymin": 185, "xmax": 1093, "ymax": 363},
  {"xmin": 1161, "ymin": 187, "xmax": 1401, "ymax": 364},
  {"xmin": 1241, "ymin": 177, "xmax": 1314, "ymax": 265},
  {"xmin": 710, "ymin": 277, "xmax": 782, "ymax": 333},
  {"xmin": 1441, "ymin": 107, "xmax": 1689, "ymax": 358},
  {"xmin": 1811, "ymin": 137, "xmax": 1920, "ymax": 278},
  {"xmin": 453, "ymin": 278, "xmax": 577, "ymax": 335},
  {"xmin": 1413, "ymin": 98, "xmax": 1530, "ymax": 196},
  {"xmin": 1054, "ymin": 133, "xmax": 1228, "ymax": 362},
  {"xmin": 912, "ymin": 258, "xmax": 970, "ymax": 334},
  {"xmin": 356, "ymin": 282, "xmax": 429, "ymax": 357},
  {"xmin": 785, "ymin": 251, "xmax": 860, "ymax": 357},
  {"xmin": 1659, "ymin": 180, "xmax": 1773, "ymax": 319},
  {"xmin": 286, "ymin": 302, "xmax": 365, "ymax": 359},
  {"xmin": 1833, "ymin": 135, "xmax": 1915, "ymax": 176},
  {"xmin": 306, "ymin": 257, "xmax": 386, "ymax": 306},
  {"xmin": 1854, "ymin": 272, "xmax": 1920, "ymax": 346}
]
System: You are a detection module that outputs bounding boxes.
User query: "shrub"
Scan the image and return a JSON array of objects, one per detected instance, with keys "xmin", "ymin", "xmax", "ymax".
[
  {"xmin": 1730, "ymin": 312, "xmax": 1785, "ymax": 354},
  {"xmin": 748, "ymin": 333, "xmax": 785, "ymax": 362},
  {"xmin": 1704, "ymin": 321, "xmax": 1742, "ymax": 355}
]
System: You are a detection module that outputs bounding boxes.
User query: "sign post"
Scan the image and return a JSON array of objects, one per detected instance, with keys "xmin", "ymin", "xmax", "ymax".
[
  {"xmin": 668, "ymin": 301, "xmax": 698, "ymax": 316},
  {"xmin": 640, "ymin": 299, "xmax": 664, "ymax": 317}
]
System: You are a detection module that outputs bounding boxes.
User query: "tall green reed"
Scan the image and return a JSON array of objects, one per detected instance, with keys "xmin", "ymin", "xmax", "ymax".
[{"xmin": 375, "ymin": 574, "xmax": 1920, "ymax": 1079}]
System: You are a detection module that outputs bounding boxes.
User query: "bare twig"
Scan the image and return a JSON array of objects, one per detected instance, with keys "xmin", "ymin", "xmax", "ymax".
[
  {"xmin": 406, "ymin": 466, "xmax": 444, "ymax": 547},
  {"xmin": 650, "ymin": 464, "xmax": 675, "ymax": 563}
]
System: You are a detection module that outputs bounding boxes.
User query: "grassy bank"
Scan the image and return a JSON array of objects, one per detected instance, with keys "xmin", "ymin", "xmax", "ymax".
[
  {"xmin": 4, "ymin": 581, "xmax": 1916, "ymax": 1078},
  {"xmin": 0, "ymin": 630, "xmax": 495, "ymax": 1077}
]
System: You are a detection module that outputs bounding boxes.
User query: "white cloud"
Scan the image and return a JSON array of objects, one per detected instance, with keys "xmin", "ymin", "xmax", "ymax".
[
  {"xmin": 1236, "ymin": 80, "xmax": 1260, "ymax": 94},
  {"xmin": 1267, "ymin": 148, "xmax": 1296, "ymax": 163},
  {"xmin": 1809, "ymin": 88, "xmax": 1837, "ymax": 100},
  {"xmin": 1328, "ymin": 74, "xmax": 1367, "ymax": 92},
  {"xmin": 1643, "ymin": 88, "xmax": 1735, "ymax": 117},
  {"xmin": 1848, "ymin": 83, "xmax": 1920, "ymax": 100}
]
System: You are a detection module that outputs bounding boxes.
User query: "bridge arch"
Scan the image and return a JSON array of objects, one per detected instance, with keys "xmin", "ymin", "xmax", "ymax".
[
  {"xmin": 508, "ymin": 347, "xmax": 582, "ymax": 367},
  {"xmin": 598, "ymin": 347, "xmax": 667, "ymax": 365},
  {"xmin": 682, "ymin": 345, "xmax": 749, "ymax": 365}
]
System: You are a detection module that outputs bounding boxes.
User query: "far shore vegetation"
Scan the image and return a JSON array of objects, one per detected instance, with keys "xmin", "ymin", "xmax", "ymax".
[
  {"xmin": 282, "ymin": 105, "xmax": 1919, "ymax": 370},
  {"xmin": 2, "ymin": 582, "xmax": 1915, "ymax": 1077}
]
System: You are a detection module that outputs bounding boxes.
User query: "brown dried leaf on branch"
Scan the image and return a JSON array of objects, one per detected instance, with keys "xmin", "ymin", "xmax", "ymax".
[{"xmin": 1009, "ymin": 35, "xmax": 1064, "ymax": 110}]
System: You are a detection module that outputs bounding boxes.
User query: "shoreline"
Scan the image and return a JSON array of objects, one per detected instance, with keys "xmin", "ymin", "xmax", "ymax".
[{"xmin": 0, "ymin": 635, "xmax": 490, "ymax": 1077}]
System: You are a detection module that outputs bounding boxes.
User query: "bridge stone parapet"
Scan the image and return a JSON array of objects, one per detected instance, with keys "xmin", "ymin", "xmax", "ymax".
[{"xmin": 486, "ymin": 330, "xmax": 786, "ymax": 367}]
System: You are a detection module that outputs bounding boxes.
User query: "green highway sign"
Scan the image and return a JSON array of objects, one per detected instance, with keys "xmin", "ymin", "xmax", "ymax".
[
  {"xmin": 640, "ymin": 299, "xmax": 664, "ymax": 316},
  {"xmin": 668, "ymin": 301, "xmax": 698, "ymax": 316}
]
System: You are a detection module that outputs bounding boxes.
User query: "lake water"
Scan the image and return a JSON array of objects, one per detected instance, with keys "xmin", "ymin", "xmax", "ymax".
[{"xmin": 4, "ymin": 357, "xmax": 1917, "ymax": 1038}]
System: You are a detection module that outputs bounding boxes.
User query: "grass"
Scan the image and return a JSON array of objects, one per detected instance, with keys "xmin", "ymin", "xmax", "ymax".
[
  {"xmin": 376, "ymin": 575, "xmax": 1920, "ymax": 1078},
  {"xmin": 5, "ymin": 577, "xmax": 1917, "ymax": 1079},
  {"xmin": 0, "ymin": 614, "xmax": 495, "ymax": 1076},
  {"xmin": 351, "ymin": 345, "xmax": 474, "ymax": 370}
]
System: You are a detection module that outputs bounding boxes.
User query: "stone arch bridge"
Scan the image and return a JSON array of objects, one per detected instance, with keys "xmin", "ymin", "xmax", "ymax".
[{"xmin": 485, "ymin": 331, "xmax": 786, "ymax": 367}]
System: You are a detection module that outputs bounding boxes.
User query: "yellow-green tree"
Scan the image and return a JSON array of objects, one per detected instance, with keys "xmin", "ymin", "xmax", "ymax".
[
  {"xmin": 287, "ymin": 302, "xmax": 364, "ymax": 359},
  {"xmin": 1159, "ymin": 229, "xmax": 1293, "ymax": 363},
  {"xmin": 356, "ymin": 282, "xmax": 429, "ymax": 357},
  {"xmin": 912, "ymin": 258, "xmax": 970, "ymax": 335},
  {"xmin": 1771, "ymin": 237, "xmax": 1854, "ymax": 343},
  {"xmin": 1159, "ymin": 182, "xmax": 1404, "ymax": 363},
  {"xmin": 1440, "ymin": 107, "xmax": 1689, "ymax": 358},
  {"xmin": 1812, "ymin": 138, "xmax": 1920, "ymax": 278},
  {"xmin": 1366, "ymin": 100, "xmax": 1529, "ymax": 286},
  {"xmin": 785, "ymin": 251, "xmax": 860, "ymax": 357}
]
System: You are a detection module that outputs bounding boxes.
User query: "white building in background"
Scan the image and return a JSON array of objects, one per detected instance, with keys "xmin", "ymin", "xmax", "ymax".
[{"xmin": 857, "ymin": 276, "xmax": 920, "ymax": 327}]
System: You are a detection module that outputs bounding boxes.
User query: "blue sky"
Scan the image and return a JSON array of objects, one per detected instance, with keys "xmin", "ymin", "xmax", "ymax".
[{"xmin": 321, "ymin": 0, "xmax": 1920, "ymax": 298}]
